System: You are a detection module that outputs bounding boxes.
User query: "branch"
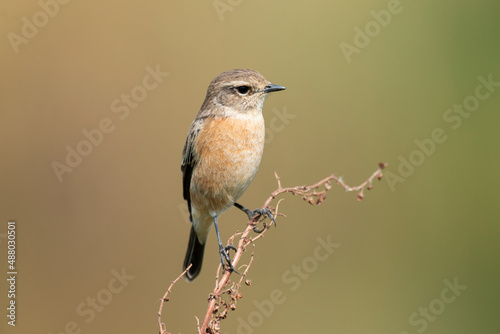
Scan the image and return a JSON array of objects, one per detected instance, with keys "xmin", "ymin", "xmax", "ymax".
[
  {"xmin": 161, "ymin": 162, "xmax": 387, "ymax": 334},
  {"xmin": 157, "ymin": 264, "xmax": 192, "ymax": 334},
  {"xmin": 265, "ymin": 162, "xmax": 388, "ymax": 205}
]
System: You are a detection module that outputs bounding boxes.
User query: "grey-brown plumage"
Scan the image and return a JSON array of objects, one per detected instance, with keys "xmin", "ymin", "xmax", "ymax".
[{"xmin": 181, "ymin": 69, "xmax": 285, "ymax": 281}]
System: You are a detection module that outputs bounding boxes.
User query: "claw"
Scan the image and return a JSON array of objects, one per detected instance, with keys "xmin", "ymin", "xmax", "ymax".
[
  {"xmin": 225, "ymin": 244, "xmax": 237, "ymax": 253},
  {"xmin": 247, "ymin": 208, "xmax": 276, "ymax": 234},
  {"xmin": 261, "ymin": 208, "xmax": 277, "ymax": 228},
  {"xmin": 249, "ymin": 208, "xmax": 277, "ymax": 228},
  {"xmin": 253, "ymin": 224, "xmax": 266, "ymax": 233},
  {"xmin": 234, "ymin": 202, "xmax": 276, "ymax": 227},
  {"xmin": 213, "ymin": 215, "xmax": 239, "ymax": 275},
  {"xmin": 219, "ymin": 245, "xmax": 239, "ymax": 274}
]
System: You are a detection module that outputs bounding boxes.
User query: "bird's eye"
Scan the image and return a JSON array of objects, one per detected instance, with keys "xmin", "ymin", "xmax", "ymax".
[{"xmin": 236, "ymin": 86, "xmax": 250, "ymax": 95}]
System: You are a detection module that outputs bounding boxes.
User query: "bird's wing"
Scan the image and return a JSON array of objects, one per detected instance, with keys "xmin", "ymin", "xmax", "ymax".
[{"xmin": 181, "ymin": 119, "xmax": 205, "ymax": 221}]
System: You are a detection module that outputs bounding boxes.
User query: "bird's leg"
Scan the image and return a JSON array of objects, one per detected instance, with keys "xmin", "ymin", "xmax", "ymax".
[
  {"xmin": 234, "ymin": 202, "xmax": 277, "ymax": 233},
  {"xmin": 213, "ymin": 215, "xmax": 238, "ymax": 274}
]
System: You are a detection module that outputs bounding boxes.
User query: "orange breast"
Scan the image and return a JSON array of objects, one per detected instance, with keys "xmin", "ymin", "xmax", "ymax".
[{"xmin": 190, "ymin": 115, "xmax": 265, "ymax": 215}]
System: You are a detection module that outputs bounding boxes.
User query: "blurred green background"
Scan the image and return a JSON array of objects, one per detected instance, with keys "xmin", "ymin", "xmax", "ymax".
[{"xmin": 1, "ymin": 0, "xmax": 499, "ymax": 333}]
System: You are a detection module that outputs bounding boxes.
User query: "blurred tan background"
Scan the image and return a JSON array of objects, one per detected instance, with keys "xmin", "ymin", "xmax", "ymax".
[{"xmin": 1, "ymin": 0, "xmax": 499, "ymax": 333}]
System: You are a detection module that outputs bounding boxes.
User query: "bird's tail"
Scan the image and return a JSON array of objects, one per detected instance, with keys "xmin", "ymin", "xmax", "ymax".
[{"xmin": 183, "ymin": 226, "xmax": 206, "ymax": 281}]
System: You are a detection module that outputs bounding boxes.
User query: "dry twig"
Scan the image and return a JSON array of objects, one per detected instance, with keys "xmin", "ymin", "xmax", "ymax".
[
  {"xmin": 158, "ymin": 264, "xmax": 192, "ymax": 334},
  {"xmin": 159, "ymin": 163, "xmax": 387, "ymax": 333}
]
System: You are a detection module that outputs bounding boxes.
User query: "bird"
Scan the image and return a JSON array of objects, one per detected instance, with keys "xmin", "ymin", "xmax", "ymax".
[{"xmin": 181, "ymin": 69, "xmax": 286, "ymax": 281}]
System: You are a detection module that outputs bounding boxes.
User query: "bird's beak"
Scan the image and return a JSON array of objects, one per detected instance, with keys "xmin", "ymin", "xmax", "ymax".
[{"xmin": 263, "ymin": 84, "xmax": 286, "ymax": 93}]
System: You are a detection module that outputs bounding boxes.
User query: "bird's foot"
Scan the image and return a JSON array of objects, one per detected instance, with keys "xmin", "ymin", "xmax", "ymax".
[
  {"xmin": 218, "ymin": 244, "xmax": 239, "ymax": 274},
  {"xmin": 248, "ymin": 208, "xmax": 276, "ymax": 233},
  {"xmin": 234, "ymin": 203, "xmax": 277, "ymax": 233}
]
